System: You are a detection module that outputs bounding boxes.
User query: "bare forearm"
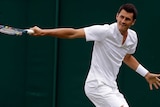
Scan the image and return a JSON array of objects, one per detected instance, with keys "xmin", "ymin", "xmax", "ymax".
[
  {"xmin": 31, "ymin": 26, "xmax": 85, "ymax": 39},
  {"xmin": 123, "ymin": 54, "xmax": 139, "ymax": 71},
  {"xmin": 123, "ymin": 54, "xmax": 149, "ymax": 77},
  {"xmin": 41, "ymin": 28, "xmax": 77, "ymax": 38}
]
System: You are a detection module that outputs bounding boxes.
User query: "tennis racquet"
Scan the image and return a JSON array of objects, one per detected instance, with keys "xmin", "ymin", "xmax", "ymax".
[{"xmin": 0, "ymin": 25, "xmax": 34, "ymax": 36}]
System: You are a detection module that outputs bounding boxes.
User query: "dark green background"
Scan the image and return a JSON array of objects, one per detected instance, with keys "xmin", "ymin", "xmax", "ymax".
[{"xmin": 0, "ymin": 0, "xmax": 160, "ymax": 107}]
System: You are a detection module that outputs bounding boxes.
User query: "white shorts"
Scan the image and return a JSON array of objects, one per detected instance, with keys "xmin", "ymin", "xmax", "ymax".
[{"xmin": 84, "ymin": 80, "xmax": 129, "ymax": 107}]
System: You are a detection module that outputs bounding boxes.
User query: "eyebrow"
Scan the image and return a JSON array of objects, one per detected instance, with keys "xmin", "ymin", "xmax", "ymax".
[{"xmin": 120, "ymin": 14, "xmax": 132, "ymax": 21}]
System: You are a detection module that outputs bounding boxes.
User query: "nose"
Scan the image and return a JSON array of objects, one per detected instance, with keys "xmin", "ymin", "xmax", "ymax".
[{"xmin": 121, "ymin": 18, "xmax": 126, "ymax": 23}]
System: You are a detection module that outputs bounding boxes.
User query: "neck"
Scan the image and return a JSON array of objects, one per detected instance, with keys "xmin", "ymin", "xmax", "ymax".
[
  {"xmin": 120, "ymin": 30, "xmax": 127, "ymax": 37},
  {"xmin": 120, "ymin": 31, "xmax": 128, "ymax": 36},
  {"xmin": 121, "ymin": 31, "xmax": 128, "ymax": 44}
]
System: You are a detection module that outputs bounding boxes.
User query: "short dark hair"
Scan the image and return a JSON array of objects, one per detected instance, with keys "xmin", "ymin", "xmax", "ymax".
[{"xmin": 118, "ymin": 3, "xmax": 138, "ymax": 20}]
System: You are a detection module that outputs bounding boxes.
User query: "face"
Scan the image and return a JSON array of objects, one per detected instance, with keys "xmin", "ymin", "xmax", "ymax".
[{"xmin": 116, "ymin": 9, "xmax": 136, "ymax": 34}]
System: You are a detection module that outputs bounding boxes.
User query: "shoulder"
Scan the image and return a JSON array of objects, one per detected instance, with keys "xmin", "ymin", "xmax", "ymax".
[
  {"xmin": 84, "ymin": 23, "xmax": 113, "ymax": 41},
  {"xmin": 84, "ymin": 24, "xmax": 110, "ymax": 31},
  {"xmin": 84, "ymin": 23, "xmax": 116, "ymax": 35},
  {"xmin": 128, "ymin": 29, "xmax": 138, "ymax": 41}
]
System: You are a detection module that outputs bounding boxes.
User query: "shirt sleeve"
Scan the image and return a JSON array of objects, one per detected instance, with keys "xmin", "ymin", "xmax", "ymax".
[
  {"xmin": 84, "ymin": 24, "xmax": 110, "ymax": 41},
  {"xmin": 127, "ymin": 30, "xmax": 138, "ymax": 54}
]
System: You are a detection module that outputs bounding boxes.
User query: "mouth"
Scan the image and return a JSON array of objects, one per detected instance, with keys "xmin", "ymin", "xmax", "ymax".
[
  {"xmin": 120, "ymin": 23, "xmax": 126, "ymax": 27},
  {"xmin": 118, "ymin": 23, "xmax": 128, "ymax": 32}
]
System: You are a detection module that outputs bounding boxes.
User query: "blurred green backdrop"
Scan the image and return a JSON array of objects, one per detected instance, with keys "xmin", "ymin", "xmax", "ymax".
[{"xmin": 0, "ymin": 0, "xmax": 160, "ymax": 107}]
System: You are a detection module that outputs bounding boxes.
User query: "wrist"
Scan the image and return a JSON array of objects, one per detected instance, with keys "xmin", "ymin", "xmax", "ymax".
[
  {"xmin": 136, "ymin": 64, "xmax": 149, "ymax": 77},
  {"xmin": 40, "ymin": 30, "xmax": 46, "ymax": 36}
]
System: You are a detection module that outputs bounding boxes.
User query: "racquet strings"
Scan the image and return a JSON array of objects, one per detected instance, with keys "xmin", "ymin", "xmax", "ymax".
[{"xmin": 0, "ymin": 25, "xmax": 23, "ymax": 35}]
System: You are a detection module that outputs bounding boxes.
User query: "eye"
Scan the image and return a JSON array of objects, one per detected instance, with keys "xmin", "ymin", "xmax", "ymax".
[
  {"xmin": 126, "ymin": 17, "xmax": 131, "ymax": 21},
  {"xmin": 120, "ymin": 15, "xmax": 124, "ymax": 19}
]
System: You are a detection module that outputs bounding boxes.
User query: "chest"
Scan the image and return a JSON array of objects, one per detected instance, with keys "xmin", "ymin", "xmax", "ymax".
[{"xmin": 95, "ymin": 35, "xmax": 132, "ymax": 60}]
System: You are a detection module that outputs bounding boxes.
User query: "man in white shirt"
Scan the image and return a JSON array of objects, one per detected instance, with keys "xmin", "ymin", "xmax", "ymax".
[{"xmin": 30, "ymin": 3, "xmax": 160, "ymax": 107}]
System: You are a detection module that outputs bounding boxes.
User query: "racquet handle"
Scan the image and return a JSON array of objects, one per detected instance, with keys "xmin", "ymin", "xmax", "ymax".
[{"xmin": 25, "ymin": 29, "xmax": 34, "ymax": 35}]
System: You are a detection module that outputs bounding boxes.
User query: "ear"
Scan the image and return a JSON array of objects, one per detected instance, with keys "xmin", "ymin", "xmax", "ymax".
[
  {"xmin": 132, "ymin": 19, "xmax": 136, "ymax": 25},
  {"xmin": 116, "ymin": 13, "xmax": 119, "ymax": 20}
]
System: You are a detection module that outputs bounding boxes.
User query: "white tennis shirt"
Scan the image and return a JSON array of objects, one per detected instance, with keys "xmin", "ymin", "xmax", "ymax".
[{"xmin": 84, "ymin": 22, "xmax": 138, "ymax": 88}]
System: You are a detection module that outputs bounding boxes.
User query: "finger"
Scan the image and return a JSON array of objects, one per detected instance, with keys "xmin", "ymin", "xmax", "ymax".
[
  {"xmin": 157, "ymin": 74, "xmax": 160, "ymax": 78},
  {"xmin": 153, "ymin": 83, "xmax": 159, "ymax": 89},
  {"xmin": 156, "ymin": 77, "xmax": 160, "ymax": 81},
  {"xmin": 156, "ymin": 81, "xmax": 160, "ymax": 87},
  {"xmin": 150, "ymin": 84, "xmax": 153, "ymax": 90}
]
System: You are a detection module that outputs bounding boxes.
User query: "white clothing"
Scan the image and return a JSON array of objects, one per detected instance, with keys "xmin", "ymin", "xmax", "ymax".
[
  {"xmin": 84, "ymin": 22, "xmax": 138, "ymax": 107},
  {"xmin": 84, "ymin": 22, "xmax": 138, "ymax": 88},
  {"xmin": 84, "ymin": 80, "xmax": 129, "ymax": 107}
]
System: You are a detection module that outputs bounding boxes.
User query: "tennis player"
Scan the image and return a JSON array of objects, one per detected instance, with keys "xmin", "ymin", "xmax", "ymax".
[{"xmin": 30, "ymin": 3, "xmax": 160, "ymax": 107}]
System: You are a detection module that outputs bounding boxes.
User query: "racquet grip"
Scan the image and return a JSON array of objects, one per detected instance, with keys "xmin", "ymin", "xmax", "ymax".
[{"xmin": 25, "ymin": 29, "xmax": 34, "ymax": 35}]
